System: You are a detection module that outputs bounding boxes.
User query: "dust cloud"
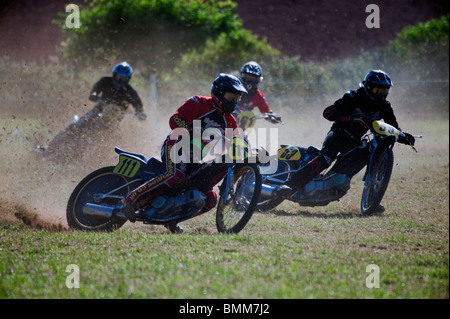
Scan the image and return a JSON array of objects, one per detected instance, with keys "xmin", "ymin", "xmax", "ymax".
[
  {"xmin": 0, "ymin": 60, "xmax": 447, "ymax": 230},
  {"xmin": 0, "ymin": 86, "xmax": 172, "ymax": 229}
]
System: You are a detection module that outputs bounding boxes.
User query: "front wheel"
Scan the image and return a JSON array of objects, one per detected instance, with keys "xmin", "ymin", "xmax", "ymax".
[
  {"xmin": 361, "ymin": 148, "xmax": 394, "ymax": 216},
  {"xmin": 66, "ymin": 166, "xmax": 131, "ymax": 231},
  {"xmin": 216, "ymin": 163, "xmax": 262, "ymax": 234}
]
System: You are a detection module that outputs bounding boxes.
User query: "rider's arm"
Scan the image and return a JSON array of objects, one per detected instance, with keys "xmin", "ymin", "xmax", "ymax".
[
  {"xmin": 252, "ymin": 90, "xmax": 272, "ymax": 114},
  {"xmin": 380, "ymin": 101, "xmax": 400, "ymax": 130},
  {"xmin": 125, "ymin": 86, "xmax": 144, "ymax": 113},
  {"xmin": 251, "ymin": 90, "xmax": 283, "ymax": 123},
  {"xmin": 89, "ymin": 77, "xmax": 109, "ymax": 101},
  {"xmin": 169, "ymin": 96, "xmax": 204, "ymax": 130},
  {"xmin": 323, "ymin": 91, "xmax": 357, "ymax": 123},
  {"xmin": 380, "ymin": 102, "xmax": 415, "ymax": 145}
]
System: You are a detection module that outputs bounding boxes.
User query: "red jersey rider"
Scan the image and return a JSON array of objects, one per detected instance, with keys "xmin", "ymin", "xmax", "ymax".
[
  {"xmin": 121, "ymin": 74, "xmax": 247, "ymax": 227},
  {"xmin": 235, "ymin": 61, "xmax": 281, "ymax": 126}
]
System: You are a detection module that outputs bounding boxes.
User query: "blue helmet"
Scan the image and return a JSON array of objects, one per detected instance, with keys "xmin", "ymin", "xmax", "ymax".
[
  {"xmin": 112, "ymin": 62, "xmax": 133, "ymax": 87},
  {"xmin": 211, "ymin": 73, "xmax": 247, "ymax": 114},
  {"xmin": 240, "ymin": 61, "xmax": 263, "ymax": 95},
  {"xmin": 240, "ymin": 61, "xmax": 263, "ymax": 78},
  {"xmin": 361, "ymin": 70, "xmax": 393, "ymax": 102}
]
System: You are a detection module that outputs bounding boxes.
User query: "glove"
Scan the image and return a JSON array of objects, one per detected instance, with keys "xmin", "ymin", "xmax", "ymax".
[
  {"xmin": 338, "ymin": 115, "xmax": 352, "ymax": 123},
  {"xmin": 266, "ymin": 113, "xmax": 282, "ymax": 124},
  {"xmin": 351, "ymin": 114, "xmax": 370, "ymax": 129},
  {"xmin": 135, "ymin": 111, "xmax": 147, "ymax": 120},
  {"xmin": 89, "ymin": 94, "xmax": 99, "ymax": 102},
  {"xmin": 399, "ymin": 132, "xmax": 415, "ymax": 146},
  {"xmin": 273, "ymin": 115, "xmax": 282, "ymax": 124}
]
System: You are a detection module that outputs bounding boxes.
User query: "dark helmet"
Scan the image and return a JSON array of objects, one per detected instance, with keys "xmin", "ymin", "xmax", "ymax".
[
  {"xmin": 240, "ymin": 61, "xmax": 263, "ymax": 95},
  {"xmin": 361, "ymin": 70, "xmax": 393, "ymax": 102},
  {"xmin": 112, "ymin": 62, "xmax": 133, "ymax": 87},
  {"xmin": 211, "ymin": 73, "xmax": 248, "ymax": 114}
]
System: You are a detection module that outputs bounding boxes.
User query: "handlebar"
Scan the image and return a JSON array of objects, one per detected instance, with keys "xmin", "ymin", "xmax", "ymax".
[
  {"xmin": 409, "ymin": 135, "xmax": 422, "ymax": 153},
  {"xmin": 255, "ymin": 113, "xmax": 284, "ymax": 124}
]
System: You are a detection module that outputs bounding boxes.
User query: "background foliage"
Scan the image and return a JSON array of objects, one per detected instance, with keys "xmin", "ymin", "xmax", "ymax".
[
  {"xmin": 60, "ymin": 0, "xmax": 278, "ymax": 75},
  {"xmin": 56, "ymin": 1, "xmax": 448, "ymax": 109}
]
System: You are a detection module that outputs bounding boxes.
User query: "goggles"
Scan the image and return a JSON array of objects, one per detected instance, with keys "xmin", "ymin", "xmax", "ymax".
[
  {"xmin": 371, "ymin": 86, "xmax": 390, "ymax": 98},
  {"xmin": 114, "ymin": 74, "xmax": 130, "ymax": 83},
  {"xmin": 242, "ymin": 74, "xmax": 261, "ymax": 84}
]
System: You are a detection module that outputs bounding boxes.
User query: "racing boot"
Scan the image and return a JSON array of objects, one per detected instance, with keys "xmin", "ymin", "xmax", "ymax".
[
  {"xmin": 374, "ymin": 204, "xmax": 385, "ymax": 214},
  {"xmin": 121, "ymin": 198, "xmax": 137, "ymax": 223},
  {"xmin": 200, "ymin": 189, "xmax": 218, "ymax": 213},
  {"xmin": 165, "ymin": 222, "xmax": 184, "ymax": 234}
]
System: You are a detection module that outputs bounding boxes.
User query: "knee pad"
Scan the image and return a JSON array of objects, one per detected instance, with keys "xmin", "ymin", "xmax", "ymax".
[{"xmin": 204, "ymin": 190, "xmax": 218, "ymax": 210}]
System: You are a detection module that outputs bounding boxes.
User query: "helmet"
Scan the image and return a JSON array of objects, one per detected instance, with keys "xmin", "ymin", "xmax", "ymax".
[
  {"xmin": 112, "ymin": 62, "xmax": 133, "ymax": 87},
  {"xmin": 240, "ymin": 61, "xmax": 263, "ymax": 95},
  {"xmin": 361, "ymin": 70, "xmax": 393, "ymax": 102},
  {"xmin": 211, "ymin": 74, "xmax": 248, "ymax": 114}
]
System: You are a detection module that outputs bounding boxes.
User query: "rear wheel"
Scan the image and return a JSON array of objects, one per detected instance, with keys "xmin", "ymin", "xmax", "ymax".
[
  {"xmin": 361, "ymin": 148, "xmax": 394, "ymax": 216},
  {"xmin": 66, "ymin": 166, "xmax": 131, "ymax": 231},
  {"xmin": 216, "ymin": 163, "xmax": 262, "ymax": 234}
]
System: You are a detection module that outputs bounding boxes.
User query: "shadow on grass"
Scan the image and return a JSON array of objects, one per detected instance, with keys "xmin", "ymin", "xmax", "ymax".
[{"xmin": 266, "ymin": 209, "xmax": 363, "ymax": 219}]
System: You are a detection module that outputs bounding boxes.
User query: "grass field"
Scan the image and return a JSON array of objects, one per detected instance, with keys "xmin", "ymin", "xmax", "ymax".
[{"xmin": 0, "ymin": 108, "xmax": 448, "ymax": 299}]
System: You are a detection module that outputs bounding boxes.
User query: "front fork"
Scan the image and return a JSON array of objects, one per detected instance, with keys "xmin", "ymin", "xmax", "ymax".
[
  {"xmin": 364, "ymin": 136, "xmax": 395, "ymax": 186},
  {"xmin": 220, "ymin": 166, "xmax": 235, "ymax": 205}
]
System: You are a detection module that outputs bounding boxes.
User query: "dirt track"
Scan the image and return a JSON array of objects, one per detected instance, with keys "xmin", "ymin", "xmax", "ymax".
[{"xmin": 0, "ymin": 1, "xmax": 448, "ymax": 229}]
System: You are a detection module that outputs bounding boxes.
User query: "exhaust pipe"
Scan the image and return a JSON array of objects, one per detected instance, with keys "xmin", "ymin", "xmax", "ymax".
[
  {"xmin": 248, "ymin": 183, "xmax": 279, "ymax": 199},
  {"xmin": 260, "ymin": 184, "xmax": 279, "ymax": 199},
  {"xmin": 82, "ymin": 203, "xmax": 127, "ymax": 221}
]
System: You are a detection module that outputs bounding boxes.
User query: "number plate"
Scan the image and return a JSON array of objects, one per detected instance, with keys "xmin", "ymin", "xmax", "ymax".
[
  {"xmin": 372, "ymin": 121, "xmax": 400, "ymax": 137},
  {"xmin": 278, "ymin": 146, "xmax": 302, "ymax": 161},
  {"xmin": 228, "ymin": 136, "xmax": 250, "ymax": 161},
  {"xmin": 113, "ymin": 155, "xmax": 141, "ymax": 178},
  {"xmin": 236, "ymin": 111, "xmax": 257, "ymax": 130}
]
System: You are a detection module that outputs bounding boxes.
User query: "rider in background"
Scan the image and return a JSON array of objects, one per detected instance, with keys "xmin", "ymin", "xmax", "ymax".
[
  {"xmin": 121, "ymin": 74, "xmax": 247, "ymax": 229},
  {"xmin": 89, "ymin": 62, "xmax": 147, "ymax": 120},
  {"xmin": 285, "ymin": 70, "xmax": 416, "ymax": 212},
  {"xmin": 234, "ymin": 61, "xmax": 282, "ymax": 126}
]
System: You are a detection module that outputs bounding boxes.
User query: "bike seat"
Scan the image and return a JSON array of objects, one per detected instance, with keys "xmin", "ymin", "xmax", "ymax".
[
  {"xmin": 306, "ymin": 146, "xmax": 321, "ymax": 156},
  {"xmin": 115, "ymin": 147, "xmax": 149, "ymax": 162},
  {"xmin": 146, "ymin": 157, "xmax": 165, "ymax": 174}
]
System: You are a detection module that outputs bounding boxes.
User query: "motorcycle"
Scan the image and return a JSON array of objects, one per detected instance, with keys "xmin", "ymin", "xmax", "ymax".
[
  {"xmin": 43, "ymin": 99, "xmax": 127, "ymax": 160},
  {"xmin": 256, "ymin": 120, "xmax": 421, "ymax": 215},
  {"xmin": 66, "ymin": 135, "xmax": 263, "ymax": 233}
]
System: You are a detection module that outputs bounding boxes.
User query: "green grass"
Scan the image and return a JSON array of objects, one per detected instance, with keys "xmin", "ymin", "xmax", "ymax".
[
  {"xmin": 0, "ymin": 111, "xmax": 448, "ymax": 299},
  {"xmin": 0, "ymin": 203, "xmax": 448, "ymax": 299}
]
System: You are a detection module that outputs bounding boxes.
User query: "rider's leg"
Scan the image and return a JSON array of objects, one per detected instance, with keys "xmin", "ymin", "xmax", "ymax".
[
  {"xmin": 285, "ymin": 125, "xmax": 343, "ymax": 191},
  {"xmin": 122, "ymin": 138, "xmax": 186, "ymax": 222},
  {"xmin": 202, "ymin": 189, "xmax": 218, "ymax": 213},
  {"xmin": 285, "ymin": 154, "xmax": 331, "ymax": 190},
  {"xmin": 186, "ymin": 162, "xmax": 228, "ymax": 213}
]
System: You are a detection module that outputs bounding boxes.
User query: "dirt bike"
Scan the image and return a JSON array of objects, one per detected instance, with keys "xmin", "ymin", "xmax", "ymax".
[
  {"xmin": 42, "ymin": 99, "xmax": 125, "ymax": 160},
  {"xmin": 42, "ymin": 98, "xmax": 146, "ymax": 158},
  {"xmin": 66, "ymin": 135, "xmax": 263, "ymax": 233},
  {"xmin": 256, "ymin": 120, "xmax": 421, "ymax": 215}
]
